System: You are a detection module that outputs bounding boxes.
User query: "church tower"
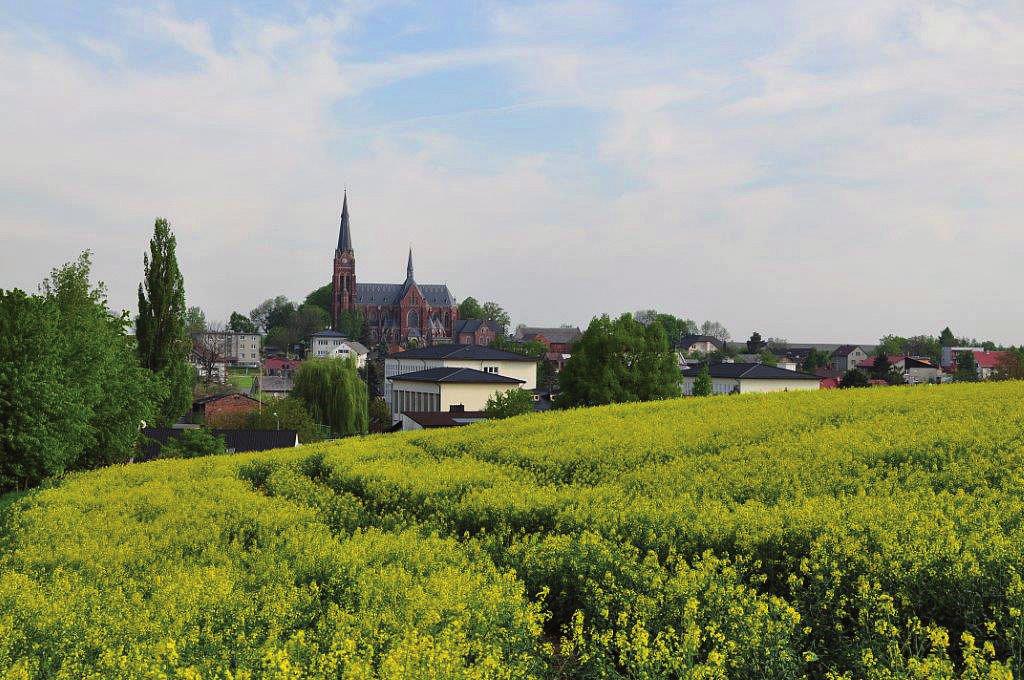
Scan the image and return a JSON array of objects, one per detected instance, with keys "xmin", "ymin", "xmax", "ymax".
[{"xmin": 332, "ymin": 192, "xmax": 356, "ymax": 329}]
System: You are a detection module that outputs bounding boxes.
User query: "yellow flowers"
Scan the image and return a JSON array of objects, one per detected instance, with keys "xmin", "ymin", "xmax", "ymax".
[{"xmin": 2, "ymin": 382, "xmax": 1024, "ymax": 677}]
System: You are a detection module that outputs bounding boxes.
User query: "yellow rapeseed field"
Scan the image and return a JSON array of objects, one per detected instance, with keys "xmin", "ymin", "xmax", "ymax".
[{"xmin": 2, "ymin": 382, "xmax": 1024, "ymax": 678}]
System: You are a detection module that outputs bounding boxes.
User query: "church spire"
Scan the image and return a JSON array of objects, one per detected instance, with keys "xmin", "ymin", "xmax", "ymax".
[
  {"xmin": 337, "ymin": 191, "xmax": 352, "ymax": 252},
  {"xmin": 406, "ymin": 246, "xmax": 414, "ymax": 280}
]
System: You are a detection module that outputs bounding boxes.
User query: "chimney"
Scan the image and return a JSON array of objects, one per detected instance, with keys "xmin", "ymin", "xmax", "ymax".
[{"xmin": 449, "ymin": 404, "xmax": 465, "ymax": 413}]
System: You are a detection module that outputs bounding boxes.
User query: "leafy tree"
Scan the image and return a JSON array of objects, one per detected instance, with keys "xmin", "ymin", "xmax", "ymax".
[
  {"xmin": 557, "ymin": 314, "xmax": 680, "ymax": 408},
  {"xmin": 336, "ymin": 309, "xmax": 367, "ymax": 340},
  {"xmin": 939, "ymin": 326, "xmax": 956, "ymax": 347},
  {"xmin": 766, "ymin": 337, "xmax": 789, "ymax": 354},
  {"xmin": 905, "ymin": 335, "xmax": 942, "ymax": 365},
  {"xmin": 636, "ymin": 310, "xmax": 696, "ymax": 346},
  {"xmin": 692, "ymin": 363, "xmax": 712, "ymax": 397},
  {"xmin": 228, "ymin": 312, "xmax": 256, "ymax": 334},
  {"xmin": 458, "ymin": 297, "xmax": 483, "ymax": 320},
  {"xmin": 135, "ymin": 218, "xmax": 192, "ymax": 425},
  {"xmin": 485, "ymin": 389, "xmax": 535, "ymax": 419},
  {"xmin": 955, "ymin": 351, "xmax": 979, "ymax": 382},
  {"xmin": 0, "ymin": 290, "xmax": 88, "ymax": 490},
  {"xmin": 840, "ymin": 368, "xmax": 870, "ymax": 388},
  {"xmin": 886, "ymin": 368, "xmax": 907, "ymax": 386},
  {"xmin": 480, "ymin": 302, "xmax": 511, "ymax": 335},
  {"xmin": 303, "ymin": 283, "xmax": 333, "ymax": 317},
  {"xmin": 290, "ymin": 304, "xmax": 330, "ymax": 341},
  {"xmin": 242, "ymin": 396, "xmax": 324, "ymax": 444},
  {"xmin": 871, "ymin": 350, "xmax": 892, "ymax": 379},
  {"xmin": 292, "ymin": 356, "xmax": 368, "ymax": 437},
  {"xmin": 42, "ymin": 253, "xmax": 157, "ymax": 469},
  {"xmin": 802, "ymin": 348, "xmax": 831, "ymax": 373},
  {"xmin": 368, "ymin": 397, "xmax": 392, "ymax": 433},
  {"xmin": 183, "ymin": 306, "xmax": 206, "ymax": 335},
  {"xmin": 158, "ymin": 428, "xmax": 225, "ymax": 459},
  {"xmin": 758, "ymin": 349, "xmax": 778, "ymax": 366},
  {"xmin": 746, "ymin": 332, "xmax": 766, "ymax": 353},
  {"xmin": 876, "ymin": 335, "xmax": 906, "ymax": 357},
  {"xmin": 993, "ymin": 347, "xmax": 1024, "ymax": 381},
  {"xmin": 250, "ymin": 296, "xmax": 293, "ymax": 333}
]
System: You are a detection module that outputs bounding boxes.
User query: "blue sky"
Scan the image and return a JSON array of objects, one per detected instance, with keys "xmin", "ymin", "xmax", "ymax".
[{"xmin": 2, "ymin": 0, "xmax": 1022, "ymax": 342}]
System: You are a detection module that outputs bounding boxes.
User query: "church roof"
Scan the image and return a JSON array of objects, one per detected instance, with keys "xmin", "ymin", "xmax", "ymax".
[
  {"xmin": 355, "ymin": 282, "xmax": 455, "ymax": 307},
  {"xmin": 337, "ymin": 192, "xmax": 352, "ymax": 251}
]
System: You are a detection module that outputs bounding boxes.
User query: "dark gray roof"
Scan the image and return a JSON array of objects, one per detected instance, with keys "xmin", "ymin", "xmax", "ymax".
[
  {"xmin": 254, "ymin": 375, "xmax": 294, "ymax": 393},
  {"xmin": 355, "ymin": 282, "xmax": 455, "ymax": 307},
  {"xmin": 516, "ymin": 326, "xmax": 582, "ymax": 344},
  {"xmin": 337, "ymin": 193, "xmax": 352, "ymax": 251},
  {"xmin": 831, "ymin": 344, "xmax": 863, "ymax": 357},
  {"xmin": 391, "ymin": 344, "xmax": 535, "ymax": 361},
  {"xmin": 680, "ymin": 362, "xmax": 820, "ymax": 380},
  {"xmin": 453, "ymin": 319, "xmax": 499, "ymax": 335},
  {"xmin": 402, "ymin": 410, "xmax": 488, "ymax": 428},
  {"xmin": 390, "ymin": 367, "xmax": 525, "ymax": 384},
  {"xmin": 677, "ymin": 334, "xmax": 724, "ymax": 350},
  {"xmin": 139, "ymin": 428, "xmax": 298, "ymax": 459},
  {"xmin": 310, "ymin": 329, "xmax": 346, "ymax": 338}
]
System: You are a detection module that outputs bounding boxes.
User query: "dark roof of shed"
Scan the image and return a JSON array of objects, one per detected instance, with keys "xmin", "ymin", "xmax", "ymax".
[
  {"xmin": 680, "ymin": 362, "xmax": 820, "ymax": 380},
  {"xmin": 403, "ymin": 411, "xmax": 488, "ymax": 428},
  {"xmin": 193, "ymin": 392, "xmax": 261, "ymax": 406},
  {"xmin": 390, "ymin": 367, "xmax": 525, "ymax": 384},
  {"xmin": 139, "ymin": 428, "xmax": 298, "ymax": 460},
  {"xmin": 390, "ymin": 344, "xmax": 534, "ymax": 361}
]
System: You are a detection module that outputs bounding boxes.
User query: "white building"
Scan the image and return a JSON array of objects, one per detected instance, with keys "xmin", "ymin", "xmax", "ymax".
[
  {"xmin": 681, "ymin": 363, "xmax": 820, "ymax": 395},
  {"xmin": 384, "ymin": 344, "xmax": 537, "ymax": 420},
  {"xmin": 192, "ymin": 331, "xmax": 261, "ymax": 367},
  {"xmin": 308, "ymin": 330, "xmax": 369, "ymax": 368}
]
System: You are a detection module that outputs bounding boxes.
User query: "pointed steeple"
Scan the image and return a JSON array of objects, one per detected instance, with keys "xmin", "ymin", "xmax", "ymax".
[
  {"xmin": 406, "ymin": 246, "xmax": 414, "ymax": 281},
  {"xmin": 337, "ymin": 191, "xmax": 352, "ymax": 252}
]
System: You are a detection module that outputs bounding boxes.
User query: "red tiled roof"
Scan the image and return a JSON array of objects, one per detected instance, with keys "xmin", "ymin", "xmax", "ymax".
[
  {"xmin": 857, "ymin": 355, "xmax": 906, "ymax": 369},
  {"xmin": 263, "ymin": 357, "xmax": 302, "ymax": 372},
  {"xmin": 974, "ymin": 350, "xmax": 1010, "ymax": 369},
  {"xmin": 819, "ymin": 377, "xmax": 840, "ymax": 389}
]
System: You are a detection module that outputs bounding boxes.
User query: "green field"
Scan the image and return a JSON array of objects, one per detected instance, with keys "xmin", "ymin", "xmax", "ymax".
[
  {"xmin": 2, "ymin": 383, "xmax": 1024, "ymax": 678},
  {"xmin": 228, "ymin": 366, "xmax": 256, "ymax": 391}
]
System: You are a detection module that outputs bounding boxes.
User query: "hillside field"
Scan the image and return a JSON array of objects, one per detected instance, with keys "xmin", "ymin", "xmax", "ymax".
[{"xmin": 2, "ymin": 383, "xmax": 1024, "ymax": 678}]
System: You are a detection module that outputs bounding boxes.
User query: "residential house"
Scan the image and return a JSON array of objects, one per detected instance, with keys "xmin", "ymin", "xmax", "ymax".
[
  {"xmin": 680, "ymin": 363, "xmax": 820, "ymax": 395},
  {"xmin": 252, "ymin": 375, "xmax": 293, "ymax": 399},
  {"xmin": 308, "ymin": 330, "xmax": 369, "ymax": 368},
  {"xmin": 191, "ymin": 392, "xmax": 261, "ymax": 426},
  {"xmin": 263, "ymin": 357, "xmax": 302, "ymax": 377},
  {"xmin": 830, "ymin": 345, "xmax": 869, "ymax": 373},
  {"xmin": 192, "ymin": 331, "xmax": 261, "ymax": 367},
  {"xmin": 677, "ymin": 334, "xmax": 724, "ymax": 355},
  {"xmin": 140, "ymin": 427, "xmax": 298, "ymax": 459},
  {"xmin": 399, "ymin": 406, "xmax": 489, "ymax": 430},
  {"xmin": 941, "ymin": 346, "xmax": 983, "ymax": 368},
  {"xmin": 385, "ymin": 344, "xmax": 537, "ymax": 419},
  {"xmin": 857, "ymin": 355, "xmax": 943, "ymax": 384},
  {"xmin": 515, "ymin": 326, "xmax": 582, "ymax": 372},
  {"xmin": 736, "ymin": 353, "xmax": 798, "ymax": 372},
  {"xmin": 451, "ymin": 319, "xmax": 500, "ymax": 346}
]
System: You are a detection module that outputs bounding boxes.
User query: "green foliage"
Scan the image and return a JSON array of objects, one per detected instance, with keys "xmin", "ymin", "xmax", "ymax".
[
  {"xmin": 336, "ymin": 308, "xmax": 366, "ymax": 341},
  {"xmin": 457, "ymin": 296, "xmax": 483, "ymax": 320},
  {"xmin": 158, "ymin": 428, "xmax": 226, "ymax": 458},
  {"xmin": 841, "ymin": 367, "xmax": 871, "ymax": 388},
  {"xmin": 250, "ymin": 295, "xmax": 294, "ymax": 335},
  {"xmin": 1, "ymin": 253, "xmax": 157, "ymax": 491},
  {"xmin": 558, "ymin": 313, "xmax": 681, "ymax": 407},
  {"xmin": 940, "ymin": 326, "xmax": 956, "ymax": 347},
  {"xmin": 368, "ymin": 396, "xmax": 392, "ymax": 433},
  {"xmin": 303, "ymin": 282, "xmax": 333, "ymax": 317},
  {"xmin": 3, "ymin": 384, "xmax": 1023, "ymax": 677},
  {"xmin": 803, "ymin": 347, "xmax": 832, "ymax": 373},
  {"xmin": 484, "ymin": 389, "xmax": 535, "ymax": 419},
  {"xmin": 759, "ymin": 349, "xmax": 778, "ymax": 366},
  {"xmin": 228, "ymin": 311, "xmax": 256, "ymax": 333},
  {"xmin": 459, "ymin": 297, "xmax": 510, "ymax": 335},
  {"xmin": 183, "ymin": 306, "xmax": 206, "ymax": 335},
  {"xmin": 136, "ymin": 218, "xmax": 192, "ymax": 425},
  {"xmin": 218, "ymin": 396, "xmax": 324, "ymax": 444},
  {"xmin": 692, "ymin": 362, "xmax": 712, "ymax": 396},
  {"xmin": 292, "ymin": 357, "xmax": 368, "ymax": 437},
  {"xmin": 747, "ymin": 331, "xmax": 766, "ymax": 353},
  {"xmin": 956, "ymin": 350, "xmax": 980, "ymax": 382},
  {"xmin": 635, "ymin": 310, "xmax": 697, "ymax": 346},
  {"xmin": 993, "ymin": 347, "xmax": 1024, "ymax": 381}
]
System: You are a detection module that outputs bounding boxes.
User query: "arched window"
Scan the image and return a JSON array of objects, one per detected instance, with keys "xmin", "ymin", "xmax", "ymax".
[{"xmin": 408, "ymin": 309, "xmax": 420, "ymax": 328}]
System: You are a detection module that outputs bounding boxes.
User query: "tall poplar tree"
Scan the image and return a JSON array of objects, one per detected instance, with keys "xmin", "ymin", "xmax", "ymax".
[{"xmin": 136, "ymin": 218, "xmax": 192, "ymax": 425}]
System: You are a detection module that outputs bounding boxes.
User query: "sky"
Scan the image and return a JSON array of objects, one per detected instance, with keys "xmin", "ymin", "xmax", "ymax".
[{"xmin": 1, "ymin": 0, "xmax": 1022, "ymax": 343}]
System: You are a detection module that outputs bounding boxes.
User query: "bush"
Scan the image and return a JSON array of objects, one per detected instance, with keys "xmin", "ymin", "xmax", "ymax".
[{"xmin": 158, "ymin": 428, "xmax": 225, "ymax": 458}]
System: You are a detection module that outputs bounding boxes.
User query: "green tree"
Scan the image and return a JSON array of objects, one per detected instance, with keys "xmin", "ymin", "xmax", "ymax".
[
  {"xmin": 303, "ymin": 283, "xmax": 333, "ymax": 317},
  {"xmin": 692, "ymin": 363, "xmax": 712, "ymax": 397},
  {"xmin": 136, "ymin": 218, "xmax": 192, "ymax": 425},
  {"xmin": 485, "ymin": 389, "xmax": 535, "ymax": 419},
  {"xmin": 758, "ymin": 349, "xmax": 778, "ymax": 366},
  {"xmin": 42, "ymin": 253, "xmax": 157, "ymax": 469},
  {"xmin": 368, "ymin": 397, "xmax": 392, "ymax": 433},
  {"xmin": 802, "ymin": 348, "xmax": 830, "ymax": 373},
  {"xmin": 336, "ymin": 309, "xmax": 367, "ymax": 340},
  {"xmin": 183, "ymin": 306, "xmax": 206, "ymax": 335},
  {"xmin": 290, "ymin": 304, "xmax": 330, "ymax": 341},
  {"xmin": 905, "ymin": 335, "xmax": 942, "ymax": 365},
  {"xmin": 228, "ymin": 312, "xmax": 256, "ymax": 334},
  {"xmin": 292, "ymin": 356, "xmax": 368, "ymax": 437},
  {"xmin": 636, "ymin": 310, "xmax": 696, "ymax": 346},
  {"xmin": 480, "ymin": 302, "xmax": 511, "ymax": 335},
  {"xmin": 158, "ymin": 428, "xmax": 225, "ymax": 459},
  {"xmin": 871, "ymin": 350, "xmax": 892, "ymax": 379},
  {"xmin": 840, "ymin": 368, "xmax": 870, "ymax": 388},
  {"xmin": 993, "ymin": 347, "xmax": 1024, "ymax": 381},
  {"xmin": 876, "ymin": 334, "xmax": 907, "ymax": 357},
  {"xmin": 247, "ymin": 397, "xmax": 324, "ymax": 444},
  {"xmin": 699, "ymin": 320, "xmax": 731, "ymax": 343},
  {"xmin": 0, "ymin": 290, "xmax": 88, "ymax": 490},
  {"xmin": 747, "ymin": 332, "xmax": 766, "ymax": 353},
  {"xmin": 458, "ymin": 297, "xmax": 483, "ymax": 320},
  {"xmin": 250, "ymin": 296, "xmax": 293, "ymax": 334},
  {"xmin": 955, "ymin": 351, "xmax": 979, "ymax": 382},
  {"xmin": 557, "ymin": 313, "xmax": 680, "ymax": 408},
  {"xmin": 939, "ymin": 326, "xmax": 956, "ymax": 347}
]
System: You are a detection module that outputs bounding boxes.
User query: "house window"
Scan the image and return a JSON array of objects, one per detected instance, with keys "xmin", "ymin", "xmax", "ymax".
[{"xmin": 483, "ymin": 366, "xmax": 499, "ymax": 374}]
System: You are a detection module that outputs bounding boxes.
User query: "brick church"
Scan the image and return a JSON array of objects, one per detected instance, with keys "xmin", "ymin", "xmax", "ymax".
[{"xmin": 331, "ymin": 193, "xmax": 458, "ymax": 345}]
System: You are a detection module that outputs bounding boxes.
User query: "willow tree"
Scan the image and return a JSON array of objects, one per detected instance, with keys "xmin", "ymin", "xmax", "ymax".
[{"xmin": 292, "ymin": 356, "xmax": 368, "ymax": 437}]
